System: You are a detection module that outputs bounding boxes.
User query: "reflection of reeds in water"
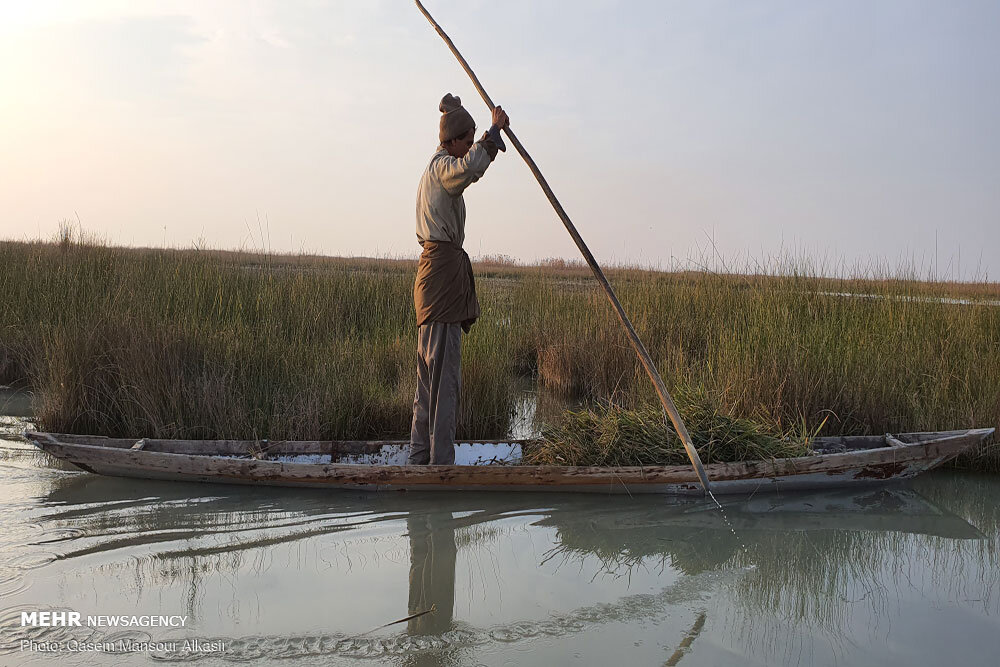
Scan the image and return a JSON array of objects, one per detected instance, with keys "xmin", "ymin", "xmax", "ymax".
[
  {"xmin": 723, "ymin": 511, "xmax": 999, "ymax": 663},
  {"xmin": 536, "ymin": 484, "xmax": 999, "ymax": 664},
  {"xmin": 547, "ymin": 518, "xmax": 741, "ymax": 583},
  {"xmin": 453, "ymin": 523, "xmax": 520, "ymax": 550},
  {"xmin": 0, "ymin": 441, "xmax": 55, "ymax": 466},
  {"xmin": 727, "ymin": 528, "xmax": 892, "ymax": 660},
  {"xmin": 552, "ymin": 514, "xmax": 996, "ymax": 665}
]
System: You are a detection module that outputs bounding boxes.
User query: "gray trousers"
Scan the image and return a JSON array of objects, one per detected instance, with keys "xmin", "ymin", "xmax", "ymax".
[{"xmin": 408, "ymin": 321, "xmax": 462, "ymax": 465}]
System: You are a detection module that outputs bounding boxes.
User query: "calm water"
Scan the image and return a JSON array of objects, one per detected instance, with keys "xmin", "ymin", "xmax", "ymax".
[{"xmin": 0, "ymin": 431, "xmax": 998, "ymax": 666}]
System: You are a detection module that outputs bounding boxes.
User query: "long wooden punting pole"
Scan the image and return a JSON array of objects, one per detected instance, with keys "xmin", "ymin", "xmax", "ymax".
[{"xmin": 414, "ymin": 0, "xmax": 712, "ymax": 493}]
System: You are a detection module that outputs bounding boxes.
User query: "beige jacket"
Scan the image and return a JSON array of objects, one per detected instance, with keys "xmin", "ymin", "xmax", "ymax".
[{"xmin": 415, "ymin": 139, "xmax": 497, "ymax": 248}]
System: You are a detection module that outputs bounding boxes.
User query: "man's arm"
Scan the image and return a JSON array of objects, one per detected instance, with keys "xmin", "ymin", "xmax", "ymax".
[
  {"xmin": 437, "ymin": 106, "xmax": 510, "ymax": 196},
  {"xmin": 437, "ymin": 143, "xmax": 494, "ymax": 196}
]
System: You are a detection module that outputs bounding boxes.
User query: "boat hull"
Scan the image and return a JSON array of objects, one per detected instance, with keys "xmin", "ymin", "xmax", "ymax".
[{"xmin": 27, "ymin": 429, "xmax": 994, "ymax": 495}]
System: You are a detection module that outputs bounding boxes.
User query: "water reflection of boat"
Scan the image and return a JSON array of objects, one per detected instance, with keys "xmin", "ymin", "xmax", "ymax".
[
  {"xmin": 36, "ymin": 474, "xmax": 984, "ymax": 569},
  {"xmin": 27, "ymin": 428, "xmax": 995, "ymax": 494},
  {"xmin": 543, "ymin": 487, "xmax": 986, "ymax": 540}
]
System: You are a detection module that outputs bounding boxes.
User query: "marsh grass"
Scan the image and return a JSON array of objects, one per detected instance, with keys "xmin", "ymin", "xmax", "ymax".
[
  {"xmin": 524, "ymin": 388, "xmax": 810, "ymax": 466},
  {"xmin": 510, "ymin": 267, "xmax": 1000, "ymax": 468},
  {"xmin": 0, "ymin": 240, "xmax": 516, "ymax": 439},
  {"xmin": 0, "ymin": 238, "xmax": 997, "ymax": 468}
]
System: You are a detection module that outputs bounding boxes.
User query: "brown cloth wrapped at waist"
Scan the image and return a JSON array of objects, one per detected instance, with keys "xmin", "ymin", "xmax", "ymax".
[{"xmin": 414, "ymin": 241, "xmax": 480, "ymax": 333}]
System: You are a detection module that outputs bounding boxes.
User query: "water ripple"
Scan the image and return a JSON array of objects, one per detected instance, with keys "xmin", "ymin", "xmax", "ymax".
[
  {"xmin": 0, "ymin": 573, "xmax": 29, "ymax": 599},
  {"xmin": 147, "ymin": 569, "xmax": 731, "ymax": 662},
  {"xmin": 8, "ymin": 552, "xmax": 60, "ymax": 571}
]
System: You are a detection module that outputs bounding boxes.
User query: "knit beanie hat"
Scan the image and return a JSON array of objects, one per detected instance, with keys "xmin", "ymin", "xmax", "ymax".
[{"xmin": 439, "ymin": 93, "xmax": 476, "ymax": 143}]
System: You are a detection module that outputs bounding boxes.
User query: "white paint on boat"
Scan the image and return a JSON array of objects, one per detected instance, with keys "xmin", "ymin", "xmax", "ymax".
[{"xmin": 273, "ymin": 441, "xmax": 523, "ymax": 466}]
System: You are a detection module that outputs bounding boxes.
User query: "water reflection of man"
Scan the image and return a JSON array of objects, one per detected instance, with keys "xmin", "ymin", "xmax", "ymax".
[{"xmin": 407, "ymin": 511, "xmax": 457, "ymax": 636}]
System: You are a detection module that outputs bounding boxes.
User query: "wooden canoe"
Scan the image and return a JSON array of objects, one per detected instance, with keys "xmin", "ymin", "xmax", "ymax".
[{"xmin": 26, "ymin": 428, "xmax": 993, "ymax": 495}]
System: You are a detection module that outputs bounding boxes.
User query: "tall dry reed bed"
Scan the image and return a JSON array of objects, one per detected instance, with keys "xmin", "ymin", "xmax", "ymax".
[
  {"xmin": 514, "ymin": 270, "xmax": 1000, "ymax": 468},
  {"xmin": 0, "ymin": 240, "xmax": 997, "ymax": 468},
  {"xmin": 0, "ymin": 241, "xmax": 516, "ymax": 439}
]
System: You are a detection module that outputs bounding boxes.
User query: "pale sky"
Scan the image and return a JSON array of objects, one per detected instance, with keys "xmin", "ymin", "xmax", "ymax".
[{"xmin": 2, "ymin": 1, "xmax": 998, "ymax": 279}]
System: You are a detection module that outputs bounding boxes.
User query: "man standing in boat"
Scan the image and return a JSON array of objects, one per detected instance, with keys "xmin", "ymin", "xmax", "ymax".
[{"xmin": 408, "ymin": 94, "xmax": 509, "ymax": 465}]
